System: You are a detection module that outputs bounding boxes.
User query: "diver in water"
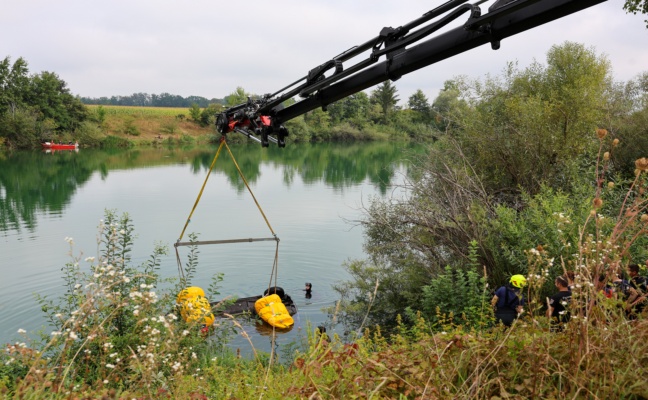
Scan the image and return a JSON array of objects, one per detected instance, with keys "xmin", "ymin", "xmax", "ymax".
[{"xmin": 304, "ymin": 282, "xmax": 312, "ymax": 299}]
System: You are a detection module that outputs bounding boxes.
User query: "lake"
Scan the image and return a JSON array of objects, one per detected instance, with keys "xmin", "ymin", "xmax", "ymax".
[{"xmin": 0, "ymin": 141, "xmax": 421, "ymax": 354}]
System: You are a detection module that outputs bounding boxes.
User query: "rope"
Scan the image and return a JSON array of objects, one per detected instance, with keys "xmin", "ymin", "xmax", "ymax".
[
  {"xmin": 223, "ymin": 139, "xmax": 280, "ymax": 293},
  {"xmin": 174, "ymin": 137, "xmax": 280, "ymax": 287},
  {"xmin": 223, "ymin": 140, "xmax": 276, "ymax": 236},
  {"xmin": 175, "ymin": 139, "xmax": 225, "ymax": 279},
  {"xmin": 177, "ymin": 139, "xmax": 226, "ymax": 243}
]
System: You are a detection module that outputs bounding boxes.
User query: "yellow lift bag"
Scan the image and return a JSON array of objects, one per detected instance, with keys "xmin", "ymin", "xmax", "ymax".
[
  {"xmin": 176, "ymin": 286, "xmax": 215, "ymax": 327},
  {"xmin": 254, "ymin": 294, "xmax": 294, "ymax": 329}
]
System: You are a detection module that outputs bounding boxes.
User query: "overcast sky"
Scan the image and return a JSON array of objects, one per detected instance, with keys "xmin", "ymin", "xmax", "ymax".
[{"xmin": 2, "ymin": 1, "xmax": 647, "ymax": 104}]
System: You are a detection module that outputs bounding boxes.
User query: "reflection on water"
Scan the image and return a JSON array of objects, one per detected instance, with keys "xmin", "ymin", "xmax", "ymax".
[{"xmin": 0, "ymin": 141, "xmax": 423, "ymax": 351}]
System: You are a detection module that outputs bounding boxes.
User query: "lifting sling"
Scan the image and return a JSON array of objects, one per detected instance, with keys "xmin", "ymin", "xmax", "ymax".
[{"xmin": 174, "ymin": 137, "xmax": 281, "ymax": 293}]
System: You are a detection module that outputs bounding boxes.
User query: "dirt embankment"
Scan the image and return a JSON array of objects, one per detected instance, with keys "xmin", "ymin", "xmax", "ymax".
[{"xmin": 91, "ymin": 105, "xmax": 216, "ymax": 144}]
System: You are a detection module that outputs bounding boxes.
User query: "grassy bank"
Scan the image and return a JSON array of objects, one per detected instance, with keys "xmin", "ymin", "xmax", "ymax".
[
  {"xmin": 1, "ymin": 209, "xmax": 647, "ymax": 399},
  {"xmin": 86, "ymin": 105, "xmax": 215, "ymax": 147},
  {"xmin": 80, "ymin": 105, "xmax": 433, "ymax": 149}
]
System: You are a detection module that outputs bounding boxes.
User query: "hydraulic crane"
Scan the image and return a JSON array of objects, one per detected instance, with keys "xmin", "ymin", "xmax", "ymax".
[{"xmin": 215, "ymin": 0, "xmax": 607, "ymax": 147}]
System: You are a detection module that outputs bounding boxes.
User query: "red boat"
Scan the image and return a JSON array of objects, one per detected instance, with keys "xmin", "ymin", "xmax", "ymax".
[{"xmin": 41, "ymin": 142, "xmax": 79, "ymax": 150}]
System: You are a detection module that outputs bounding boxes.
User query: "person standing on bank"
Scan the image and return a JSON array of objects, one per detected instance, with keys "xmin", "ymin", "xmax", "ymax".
[
  {"xmin": 626, "ymin": 264, "xmax": 647, "ymax": 319},
  {"xmin": 491, "ymin": 274, "xmax": 527, "ymax": 327},
  {"xmin": 547, "ymin": 275, "xmax": 572, "ymax": 331}
]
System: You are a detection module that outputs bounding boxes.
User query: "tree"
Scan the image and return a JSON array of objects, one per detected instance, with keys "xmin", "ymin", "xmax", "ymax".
[
  {"xmin": 28, "ymin": 71, "xmax": 88, "ymax": 132},
  {"xmin": 327, "ymin": 92, "xmax": 371, "ymax": 124},
  {"xmin": 370, "ymin": 81, "xmax": 399, "ymax": 123},
  {"xmin": 455, "ymin": 42, "xmax": 612, "ymax": 196},
  {"xmin": 189, "ymin": 103, "xmax": 202, "ymax": 123},
  {"xmin": 225, "ymin": 87, "xmax": 250, "ymax": 107},
  {"xmin": 624, "ymin": 0, "xmax": 648, "ymax": 27},
  {"xmin": 200, "ymin": 103, "xmax": 224, "ymax": 126},
  {"xmin": 611, "ymin": 72, "xmax": 648, "ymax": 176},
  {"xmin": 407, "ymin": 89, "xmax": 431, "ymax": 123},
  {"xmin": 0, "ymin": 56, "xmax": 30, "ymax": 116},
  {"xmin": 331, "ymin": 42, "xmax": 623, "ymax": 332},
  {"xmin": 303, "ymin": 108, "xmax": 331, "ymax": 131},
  {"xmin": 431, "ymin": 79, "xmax": 469, "ymax": 133}
]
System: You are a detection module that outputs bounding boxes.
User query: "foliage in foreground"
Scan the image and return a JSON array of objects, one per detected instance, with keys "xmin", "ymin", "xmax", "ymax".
[
  {"xmin": 329, "ymin": 42, "xmax": 648, "ymax": 334},
  {"xmin": 1, "ymin": 190, "xmax": 648, "ymax": 398},
  {"xmin": 0, "ymin": 210, "xmax": 235, "ymax": 398},
  {"xmin": 3, "ymin": 309, "xmax": 648, "ymax": 398}
]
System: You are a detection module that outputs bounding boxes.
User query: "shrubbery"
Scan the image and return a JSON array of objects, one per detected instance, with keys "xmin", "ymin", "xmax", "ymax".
[{"xmin": 1, "ymin": 210, "xmax": 233, "ymax": 397}]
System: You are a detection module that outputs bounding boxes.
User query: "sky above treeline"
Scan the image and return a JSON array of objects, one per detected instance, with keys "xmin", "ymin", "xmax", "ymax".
[{"xmin": 3, "ymin": 1, "xmax": 647, "ymax": 104}]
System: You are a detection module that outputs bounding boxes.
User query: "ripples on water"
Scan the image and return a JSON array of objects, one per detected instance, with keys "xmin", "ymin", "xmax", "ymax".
[{"xmin": 0, "ymin": 144, "xmax": 417, "ymax": 353}]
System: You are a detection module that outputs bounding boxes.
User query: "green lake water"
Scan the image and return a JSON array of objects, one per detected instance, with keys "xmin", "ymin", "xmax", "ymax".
[{"xmin": 0, "ymin": 141, "xmax": 422, "ymax": 353}]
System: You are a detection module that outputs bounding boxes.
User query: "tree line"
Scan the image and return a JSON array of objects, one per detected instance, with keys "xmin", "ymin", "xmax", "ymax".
[
  {"xmin": 330, "ymin": 41, "xmax": 648, "ymax": 334},
  {"xmin": 80, "ymin": 92, "xmax": 224, "ymax": 108},
  {"xmin": 0, "ymin": 57, "xmax": 88, "ymax": 148},
  {"xmin": 1, "ymin": 55, "xmax": 444, "ymax": 149}
]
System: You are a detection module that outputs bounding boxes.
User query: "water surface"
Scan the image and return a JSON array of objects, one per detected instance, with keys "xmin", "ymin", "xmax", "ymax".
[{"xmin": 0, "ymin": 142, "xmax": 420, "ymax": 352}]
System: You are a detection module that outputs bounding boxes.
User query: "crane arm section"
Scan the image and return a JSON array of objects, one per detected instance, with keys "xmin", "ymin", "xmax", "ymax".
[{"xmin": 215, "ymin": 0, "xmax": 607, "ymax": 147}]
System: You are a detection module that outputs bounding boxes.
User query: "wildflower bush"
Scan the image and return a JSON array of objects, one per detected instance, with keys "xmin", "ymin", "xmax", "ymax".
[{"xmin": 1, "ymin": 210, "xmax": 231, "ymax": 398}]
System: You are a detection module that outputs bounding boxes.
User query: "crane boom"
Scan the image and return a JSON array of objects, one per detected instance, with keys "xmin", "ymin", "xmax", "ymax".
[{"xmin": 215, "ymin": 0, "xmax": 608, "ymax": 147}]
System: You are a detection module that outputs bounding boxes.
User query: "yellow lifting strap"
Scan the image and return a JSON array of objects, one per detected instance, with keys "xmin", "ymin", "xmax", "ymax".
[{"xmin": 174, "ymin": 137, "xmax": 280, "ymax": 291}]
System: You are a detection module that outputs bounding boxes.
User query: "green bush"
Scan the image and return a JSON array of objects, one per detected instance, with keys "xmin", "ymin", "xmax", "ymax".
[
  {"xmin": 100, "ymin": 135, "xmax": 133, "ymax": 149},
  {"xmin": 1, "ymin": 210, "xmax": 233, "ymax": 396},
  {"xmin": 416, "ymin": 242, "xmax": 492, "ymax": 329},
  {"xmin": 161, "ymin": 120, "xmax": 178, "ymax": 134},
  {"xmin": 74, "ymin": 121, "xmax": 104, "ymax": 147}
]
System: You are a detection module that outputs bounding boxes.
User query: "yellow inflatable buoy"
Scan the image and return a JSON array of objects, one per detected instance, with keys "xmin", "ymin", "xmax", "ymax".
[
  {"xmin": 254, "ymin": 294, "xmax": 294, "ymax": 329},
  {"xmin": 176, "ymin": 287, "xmax": 214, "ymax": 327},
  {"xmin": 176, "ymin": 286, "xmax": 206, "ymax": 304}
]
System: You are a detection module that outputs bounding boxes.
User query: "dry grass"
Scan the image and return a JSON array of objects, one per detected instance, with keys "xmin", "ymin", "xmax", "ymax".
[
  {"xmin": 2, "ymin": 133, "xmax": 647, "ymax": 399},
  {"xmin": 87, "ymin": 105, "xmax": 213, "ymax": 142}
]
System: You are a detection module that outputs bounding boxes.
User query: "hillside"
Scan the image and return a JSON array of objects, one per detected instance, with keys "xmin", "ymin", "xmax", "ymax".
[{"xmin": 88, "ymin": 105, "xmax": 215, "ymax": 144}]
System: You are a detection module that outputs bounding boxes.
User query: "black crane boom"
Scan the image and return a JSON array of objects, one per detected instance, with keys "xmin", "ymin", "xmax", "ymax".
[{"xmin": 215, "ymin": 0, "xmax": 607, "ymax": 147}]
